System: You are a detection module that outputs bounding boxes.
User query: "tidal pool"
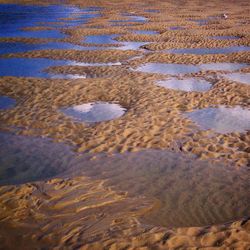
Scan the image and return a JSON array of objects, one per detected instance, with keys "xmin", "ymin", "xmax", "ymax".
[
  {"xmin": 185, "ymin": 106, "xmax": 250, "ymax": 133},
  {"xmin": 210, "ymin": 36, "xmax": 240, "ymax": 40},
  {"xmin": 169, "ymin": 26, "xmax": 185, "ymax": 30},
  {"xmin": 0, "ymin": 132, "xmax": 249, "ymax": 228},
  {"xmin": 134, "ymin": 63, "xmax": 200, "ymax": 75},
  {"xmin": 0, "ymin": 41, "xmax": 111, "ymax": 55},
  {"xmin": 222, "ymin": 73, "xmax": 250, "ymax": 85},
  {"xmin": 61, "ymin": 102, "xmax": 126, "ymax": 123},
  {"xmin": 157, "ymin": 78, "xmax": 212, "ymax": 92},
  {"xmin": 200, "ymin": 62, "xmax": 248, "ymax": 71},
  {"xmin": 132, "ymin": 30, "xmax": 158, "ymax": 35},
  {"xmin": 165, "ymin": 46, "xmax": 250, "ymax": 54},
  {"xmin": 110, "ymin": 14, "xmax": 148, "ymax": 25},
  {"xmin": 0, "ymin": 4, "xmax": 101, "ymax": 38},
  {"xmin": 0, "ymin": 58, "xmax": 121, "ymax": 78},
  {"xmin": 0, "ymin": 96, "xmax": 16, "ymax": 109},
  {"xmin": 84, "ymin": 34, "xmax": 119, "ymax": 44},
  {"xmin": 83, "ymin": 34, "xmax": 147, "ymax": 50}
]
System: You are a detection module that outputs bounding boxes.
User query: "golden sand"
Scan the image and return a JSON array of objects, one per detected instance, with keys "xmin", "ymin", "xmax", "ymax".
[
  {"xmin": 0, "ymin": 0, "xmax": 250, "ymax": 248},
  {"xmin": 0, "ymin": 175, "xmax": 249, "ymax": 249}
]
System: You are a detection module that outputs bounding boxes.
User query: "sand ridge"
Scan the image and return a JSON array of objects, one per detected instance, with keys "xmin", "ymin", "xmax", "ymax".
[
  {"xmin": 0, "ymin": 174, "xmax": 249, "ymax": 249},
  {"xmin": 0, "ymin": 0, "xmax": 250, "ymax": 248}
]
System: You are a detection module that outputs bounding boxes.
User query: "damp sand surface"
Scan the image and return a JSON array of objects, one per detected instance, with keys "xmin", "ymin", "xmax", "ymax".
[
  {"xmin": 166, "ymin": 46, "xmax": 250, "ymax": 55},
  {"xmin": 0, "ymin": 132, "xmax": 249, "ymax": 229}
]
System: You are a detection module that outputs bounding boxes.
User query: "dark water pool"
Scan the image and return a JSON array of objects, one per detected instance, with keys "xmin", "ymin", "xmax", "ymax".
[
  {"xmin": 0, "ymin": 4, "xmax": 101, "ymax": 38},
  {"xmin": 0, "ymin": 96, "xmax": 16, "ymax": 109},
  {"xmin": 0, "ymin": 41, "xmax": 110, "ymax": 55},
  {"xmin": 0, "ymin": 58, "xmax": 121, "ymax": 78},
  {"xmin": 0, "ymin": 132, "xmax": 249, "ymax": 228}
]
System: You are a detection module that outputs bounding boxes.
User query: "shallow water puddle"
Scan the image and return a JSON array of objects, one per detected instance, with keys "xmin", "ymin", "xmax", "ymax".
[
  {"xmin": 169, "ymin": 26, "xmax": 185, "ymax": 30},
  {"xmin": 210, "ymin": 35, "xmax": 240, "ymax": 40},
  {"xmin": 61, "ymin": 102, "xmax": 126, "ymax": 123},
  {"xmin": 84, "ymin": 34, "xmax": 120, "ymax": 44},
  {"xmin": 110, "ymin": 14, "xmax": 148, "ymax": 25},
  {"xmin": 134, "ymin": 63, "xmax": 200, "ymax": 75},
  {"xmin": 165, "ymin": 46, "xmax": 250, "ymax": 54},
  {"xmin": 222, "ymin": 72, "xmax": 250, "ymax": 85},
  {"xmin": 83, "ymin": 34, "xmax": 148, "ymax": 50},
  {"xmin": 0, "ymin": 4, "xmax": 101, "ymax": 38},
  {"xmin": 115, "ymin": 41, "xmax": 148, "ymax": 50},
  {"xmin": 200, "ymin": 62, "xmax": 248, "ymax": 71},
  {"xmin": 185, "ymin": 106, "xmax": 250, "ymax": 133},
  {"xmin": 0, "ymin": 132, "xmax": 249, "ymax": 228},
  {"xmin": 132, "ymin": 30, "xmax": 158, "ymax": 35},
  {"xmin": 157, "ymin": 78, "xmax": 212, "ymax": 92},
  {"xmin": 0, "ymin": 96, "xmax": 16, "ymax": 109},
  {"xmin": 0, "ymin": 41, "xmax": 111, "ymax": 55},
  {"xmin": 144, "ymin": 9, "xmax": 160, "ymax": 13},
  {"xmin": 134, "ymin": 62, "xmax": 248, "ymax": 76},
  {"xmin": 0, "ymin": 58, "xmax": 121, "ymax": 78}
]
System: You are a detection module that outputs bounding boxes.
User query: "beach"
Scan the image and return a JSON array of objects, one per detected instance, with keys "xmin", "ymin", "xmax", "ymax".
[{"xmin": 0, "ymin": 0, "xmax": 249, "ymax": 249}]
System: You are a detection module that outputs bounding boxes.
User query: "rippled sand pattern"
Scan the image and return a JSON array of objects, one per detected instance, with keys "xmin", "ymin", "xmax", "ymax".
[{"xmin": 0, "ymin": 0, "xmax": 250, "ymax": 248}]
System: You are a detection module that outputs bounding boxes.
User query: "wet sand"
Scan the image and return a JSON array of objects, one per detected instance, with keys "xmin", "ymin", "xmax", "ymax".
[{"xmin": 0, "ymin": 0, "xmax": 250, "ymax": 249}]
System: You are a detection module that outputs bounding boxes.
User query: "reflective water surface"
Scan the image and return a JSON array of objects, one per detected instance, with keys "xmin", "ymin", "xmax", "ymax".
[
  {"xmin": 0, "ymin": 58, "xmax": 121, "ymax": 78},
  {"xmin": 84, "ymin": 34, "xmax": 119, "ymax": 44},
  {"xmin": 0, "ymin": 41, "xmax": 111, "ymax": 55},
  {"xmin": 166, "ymin": 46, "xmax": 250, "ymax": 54},
  {"xmin": 200, "ymin": 62, "xmax": 248, "ymax": 71},
  {"xmin": 222, "ymin": 73, "xmax": 250, "ymax": 85},
  {"xmin": 169, "ymin": 26, "xmax": 185, "ymax": 30},
  {"xmin": 132, "ymin": 30, "xmax": 158, "ymax": 35},
  {"xmin": 185, "ymin": 106, "xmax": 250, "ymax": 133},
  {"xmin": 0, "ymin": 96, "xmax": 16, "ymax": 109},
  {"xmin": 157, "ymin": 78, "xmax": 212, "ymax": 92},
  {"xmin": 210, "ymin": 36, "xmax": 240, "ymax": 40},
  {"xmin": 0, "ymin": 4, "xmax": 101, "ymax": 38},
  {"xmin": 0, "ymin": 132, "xmax": 249, "ymax": 228},
  {"xmin": 134, "ymin": 63, "xmax": 200, "ymax": 75},
  {"xmin": 61, "ymin": 102, "xmax": 126, "ymax": 123}
]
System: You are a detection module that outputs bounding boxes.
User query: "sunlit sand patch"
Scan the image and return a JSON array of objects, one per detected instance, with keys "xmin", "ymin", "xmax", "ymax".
[
  {"xmin": 157, "ymin": 78, "xmax": 212, "ymax": 92},
  {"xmin": 0, "ymin": 96, "xmax": 16, "ymax": 110},
  {"xmin": 185, "ymin": 106, "xmax": 250, "ymax": 134},
  {"xmin": 61, "ymin": 102, "xmax": 126, "ymax": 123},
  {"xmin": 222, "ymin": 72, "xmax": 250, "ymax": 85},
  {"xmin": 165, "ymin": 46, "xmax": 250, "ymax": 54}
]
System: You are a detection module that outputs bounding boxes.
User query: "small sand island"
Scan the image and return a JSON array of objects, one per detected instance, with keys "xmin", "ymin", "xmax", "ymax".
[{"xmin": 0, "ymin": 0, "xmax": 249, "ymax": 249}]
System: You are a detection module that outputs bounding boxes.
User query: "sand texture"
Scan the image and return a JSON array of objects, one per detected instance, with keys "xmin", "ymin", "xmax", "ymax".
[
  {"xmin": 0, "ymin": 175, "xmax": 249, "ymax": 249},
  {"xmin": 0, "ymin": 0, "xmax": 250, "ymax": 249}
]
